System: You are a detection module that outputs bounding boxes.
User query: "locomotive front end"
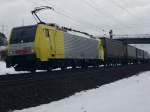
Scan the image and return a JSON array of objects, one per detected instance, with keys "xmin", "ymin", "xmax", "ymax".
[{"xmin": 6, "ymin": 25, "xmax": 37, "ymax": 71}]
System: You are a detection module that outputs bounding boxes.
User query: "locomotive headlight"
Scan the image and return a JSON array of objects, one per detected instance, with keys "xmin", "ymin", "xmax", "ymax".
[
  {"xmin": 31, "ymin": 48, "xmax": 34, "ymax": 53},
  {"xmin": 25, "ymin": 47, "xmax": 34, "ymax": 54}
]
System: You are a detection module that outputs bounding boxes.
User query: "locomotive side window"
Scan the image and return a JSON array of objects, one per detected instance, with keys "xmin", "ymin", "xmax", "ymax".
[{"xmin": 10, "ymin": 25, "xmax": 37, "ymax": 44}]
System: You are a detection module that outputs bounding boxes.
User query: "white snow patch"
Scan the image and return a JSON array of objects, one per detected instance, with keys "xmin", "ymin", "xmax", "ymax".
[
  {"xmin": 0, "ymin": 61, "xmax": 28, "ymax": 75},
  {"xmin": 14, "ymin": 71, "xmax": 150, "ymax": 112}
]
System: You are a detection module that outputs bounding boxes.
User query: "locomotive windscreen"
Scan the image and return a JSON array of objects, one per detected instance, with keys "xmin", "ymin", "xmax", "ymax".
[{"xmin": 10, "ymin": 25, "xmax": 37, "ymax": 44}]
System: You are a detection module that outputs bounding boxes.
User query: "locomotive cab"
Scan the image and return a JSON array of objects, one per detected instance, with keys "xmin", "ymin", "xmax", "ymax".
[
  {"xmin": 6, "ymin": 24, "xmax": 65, "ymax": 71},
  {"xmin": 6, "ymin": 25, "xmax": 37, "ymax": 71}
]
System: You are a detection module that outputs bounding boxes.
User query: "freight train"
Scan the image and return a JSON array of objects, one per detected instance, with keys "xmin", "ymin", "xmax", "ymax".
[{"xmin": 6, "ymin": 23, "xmax": 150, "ymax": 72}]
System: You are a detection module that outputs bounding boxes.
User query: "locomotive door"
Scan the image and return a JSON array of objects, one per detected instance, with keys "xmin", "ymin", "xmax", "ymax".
[
  {"xmin": 45, "ymin": 29, "xmax": 56, "ymax": 57},
  {"xmin": 49, "ymin": 29, "xmax": 56, "ymax": 57}
]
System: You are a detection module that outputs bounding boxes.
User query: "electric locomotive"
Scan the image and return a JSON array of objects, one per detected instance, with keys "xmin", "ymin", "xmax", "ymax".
[{"xmin": 6, "ymin": 23, "xmax": 104, "ymax": 71}]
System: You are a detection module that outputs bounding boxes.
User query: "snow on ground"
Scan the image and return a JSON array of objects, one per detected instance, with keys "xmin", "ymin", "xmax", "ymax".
[
  {"xmin": 14, "ymin": 71, "xmax": 150, "ymax": 112},
  {"xmin": 0, "ymin": 61, "xmax": 63, "ymax": 75},
  {"xmin": 0, "ymin": 61, "xmax": 28, "ymax": 75}
]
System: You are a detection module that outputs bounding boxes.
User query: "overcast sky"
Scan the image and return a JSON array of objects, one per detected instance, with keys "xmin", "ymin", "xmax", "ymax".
[
  {"xmin": 0, "ymin": 0, "xmax": 150, "ymax": 52},
  {"xmin": 1, "ymin": 0, "xmax": 150, "ymax": 36}
]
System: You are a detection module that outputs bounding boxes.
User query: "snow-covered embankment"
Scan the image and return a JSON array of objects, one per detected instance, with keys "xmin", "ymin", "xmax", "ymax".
[
  {"xmin": 0, "ymin": 61, "xmax": 27, "ymax": 75},
  {"xmin": 14, "ymin": 71, "xmax": 150, "ymax": 112}
]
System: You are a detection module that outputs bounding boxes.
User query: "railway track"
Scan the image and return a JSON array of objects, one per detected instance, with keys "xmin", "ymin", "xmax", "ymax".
[{"xmin": 0, "ymin": 64, "xmax": 150, "ymax": 112}]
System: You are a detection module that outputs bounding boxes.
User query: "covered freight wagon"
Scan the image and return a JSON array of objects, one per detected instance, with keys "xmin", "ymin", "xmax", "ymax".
[
  {"xmin": 100, "ymin": 37, "xmax": 126, "ymax": 64},
  {"xmin": 143, "ymin": 51, "xmax": 150, "ymax": 63},
  {"xmin": 127, "ymin": 45, "xmax": 137, "ymax": 59},
  {"xmin": 136, "ymin": 48, "xmax": 144, "ymax": 60},
  {"xmin": 127, "ymin": 45, "xmax": 137, "ymax": 63}
]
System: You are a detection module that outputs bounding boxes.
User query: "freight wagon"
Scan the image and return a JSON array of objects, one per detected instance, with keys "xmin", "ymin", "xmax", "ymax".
[
  {"xmin": 100, "ymin": 37, "xmax": 127, "ymax": 65},
  {"xmin": 144, "ymin": 51, "xmax": 150, "ymax": 61},
  {"xmin": 127, "ymin": 45, "xmax": 137, "ymax": 63},
  {"xmin": 136, "ymin": 48, "xmax": 144, "ymax": 60},
  {"xmin": 99, "ymin": 38, "xmax": 149, "ymax": 65}
]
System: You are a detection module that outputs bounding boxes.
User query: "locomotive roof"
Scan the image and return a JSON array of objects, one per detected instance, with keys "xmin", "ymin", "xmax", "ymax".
[{"xmin": 12, "ymin": 24, "xmax": 37, "ymax": 29}]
